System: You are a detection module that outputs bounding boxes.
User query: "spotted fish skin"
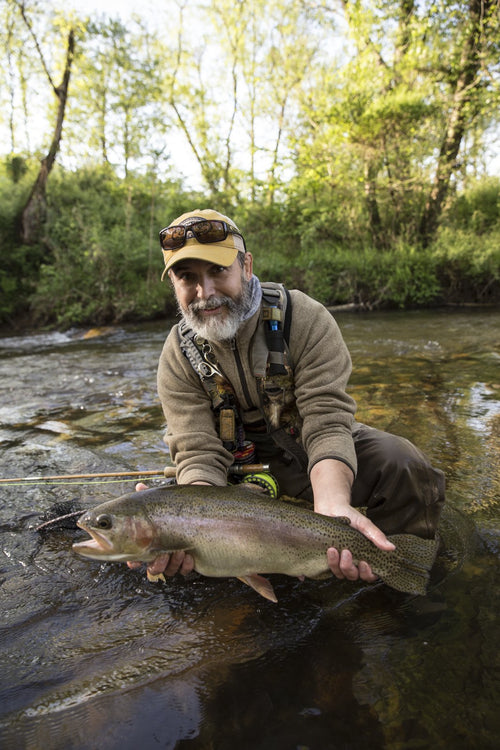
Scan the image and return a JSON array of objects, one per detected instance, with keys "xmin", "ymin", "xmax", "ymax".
[{"xmin": 73, "ymin": 485, "xmax": 439, "ymax": 601}]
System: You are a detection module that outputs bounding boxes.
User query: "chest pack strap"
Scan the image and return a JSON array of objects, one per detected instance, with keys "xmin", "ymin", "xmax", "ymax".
[{"xmin": 260, "ymin": 283, "xmax": 291, "ymax": 376}]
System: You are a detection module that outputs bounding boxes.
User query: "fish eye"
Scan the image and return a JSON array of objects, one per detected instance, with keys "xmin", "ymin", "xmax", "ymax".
[{"xmin": 95, "ymin": 514, "xmax": 112, "ymax": 530}]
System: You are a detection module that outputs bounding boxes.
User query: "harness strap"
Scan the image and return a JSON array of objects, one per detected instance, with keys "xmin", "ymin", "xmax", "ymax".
[
  {"xmin": 260, "ymin": 284, "xmax": 289, "ymax": 376},
  {"xmin": 177, "ymin": 320, "xmax": 225, "ymax": 410}
]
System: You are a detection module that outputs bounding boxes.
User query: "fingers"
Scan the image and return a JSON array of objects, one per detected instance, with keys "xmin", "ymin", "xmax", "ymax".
[
  {"xmin": 150, "ymin": 551, "xmax": 195, "ymax": 577},
  {"xmin": 327, "ymin": 547, "xmax": 379, "ymax": 583},
  {"xmin": 348, "ymin": 513, "xmax": 396, "ymax": 552},
  {"xmin": 357, "ymin": 559, "xmax": 379, "ymax": 583},
  {"xmin": 135, "ymin": 482, "xmax": 149, "ymax": 492},
  {"xmin": 126, "ymin": 552, "xmax": 195, "ymax": 578},
  {"xmin": 149, "ymin": 552, "xmax": 175, "ymax": 576}
]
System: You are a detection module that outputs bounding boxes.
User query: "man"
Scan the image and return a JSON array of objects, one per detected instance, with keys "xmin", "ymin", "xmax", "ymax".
[{"xmin": 130, "ymin": 208, "xmax": 445, "ymax": 583}]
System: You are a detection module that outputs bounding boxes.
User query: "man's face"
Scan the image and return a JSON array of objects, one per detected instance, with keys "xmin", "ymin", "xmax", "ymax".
[{"xmin": 169, "ymin": 254, "xmax": 253, "ymax": 341}]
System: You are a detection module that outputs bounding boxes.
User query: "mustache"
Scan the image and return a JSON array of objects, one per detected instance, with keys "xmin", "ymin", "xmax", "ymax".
[{"xmin": 189, "ymin": 295, "xmax": 235, "ymax": 314}]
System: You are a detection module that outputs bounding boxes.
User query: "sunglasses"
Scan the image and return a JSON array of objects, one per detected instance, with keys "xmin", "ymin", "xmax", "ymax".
[{"xmin": 159, "ymin": 220, "xmax": 243, "ymax": 251}]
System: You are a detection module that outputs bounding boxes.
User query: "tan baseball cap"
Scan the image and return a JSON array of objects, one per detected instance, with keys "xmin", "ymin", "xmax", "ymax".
[{"xmin": 160, "ymin": 208, "xmax": 246, "ymax": 280}]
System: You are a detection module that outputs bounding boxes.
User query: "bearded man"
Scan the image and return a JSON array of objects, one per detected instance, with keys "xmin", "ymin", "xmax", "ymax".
[{"xmin": 131, "ymin": 208, "xmax": 445, "ymax": 584}]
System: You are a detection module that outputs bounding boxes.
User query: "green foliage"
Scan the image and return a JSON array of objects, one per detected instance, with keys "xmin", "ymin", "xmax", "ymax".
[
  {"xmin": 1, "ymin": 158, "xmax": 499, "ymax": 330},
  {"xmin": 0, "ymin": 157, "xmax": 41, "ymax": 321},
  {"xmin": 432, "ymin": 226, "xmax": 500, "ymax": 303},
  {"xmin": 428, "ymin": 178, "xmax": 500, "ymax": 303},
  {"xmin": 1, "ymin": 0, "xmax": 500, "ymax": 327},
  {"xmin": 26, "ymin": 165, "xmax": 200, "ymax": 327},
  {"xmin": 444, "ymin": 178, "xmax": 500, "ymax": 234},
  {"xmin": 297, "ymin": 243, "xmax": 441, "ymax": 309},
  {"xmin": 232, "ymin": 201, "xmax": 302, "ymax": 286}
]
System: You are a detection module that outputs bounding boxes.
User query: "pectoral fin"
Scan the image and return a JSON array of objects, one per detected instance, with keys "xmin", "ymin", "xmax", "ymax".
[{"xmin": 237, "ymin": 574, "xmax": 278, "ymax": 603}]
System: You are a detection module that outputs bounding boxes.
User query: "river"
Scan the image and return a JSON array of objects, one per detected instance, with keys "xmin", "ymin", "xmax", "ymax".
[{"xmin": 0, "ymin": 309, "xmax": 499, "ymax": 749}]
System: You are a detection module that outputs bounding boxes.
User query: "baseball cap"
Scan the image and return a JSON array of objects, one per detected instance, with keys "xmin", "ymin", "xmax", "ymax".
[{"xmin": 160, "ymin": 209, "xmax": 246, "ymax": 280}]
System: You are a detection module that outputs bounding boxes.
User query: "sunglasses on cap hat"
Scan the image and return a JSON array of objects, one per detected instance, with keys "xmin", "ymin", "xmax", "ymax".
[{"xmin": 159, "ymin": 219, "xmax": 244, "ymax": 251}]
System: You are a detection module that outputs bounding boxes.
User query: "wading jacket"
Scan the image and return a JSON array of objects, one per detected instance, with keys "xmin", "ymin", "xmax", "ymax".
[{"xmin": 157, "ymin": 286, "xmax": 357, "ymax": 486}]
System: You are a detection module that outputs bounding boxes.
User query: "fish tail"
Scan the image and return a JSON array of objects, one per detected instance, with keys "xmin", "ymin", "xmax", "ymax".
[{"xmin": 380, "ymin": 534, "xmax": 439, "ymax": 595}]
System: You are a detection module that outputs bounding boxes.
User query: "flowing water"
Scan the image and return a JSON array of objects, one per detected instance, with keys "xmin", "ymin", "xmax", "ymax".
[{"xmin": 0, "ymin": 309, "xmax": 499, "ymax": 749}]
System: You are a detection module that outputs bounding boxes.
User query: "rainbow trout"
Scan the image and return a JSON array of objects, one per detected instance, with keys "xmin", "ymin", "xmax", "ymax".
[{"xmin": 73, "ymin": 485, "xmax": 438, "ymax": 602}]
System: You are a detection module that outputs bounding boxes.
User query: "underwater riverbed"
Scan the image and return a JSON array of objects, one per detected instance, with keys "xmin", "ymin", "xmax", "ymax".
[{"xmin": 0, "ymin": 308, "xmax": 499, "ymax": 749}]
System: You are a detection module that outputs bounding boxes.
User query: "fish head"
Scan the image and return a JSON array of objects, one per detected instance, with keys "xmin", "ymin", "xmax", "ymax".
[{"xmin": 73, "ymin": 504, "xmax": 160, "ymax": 562}]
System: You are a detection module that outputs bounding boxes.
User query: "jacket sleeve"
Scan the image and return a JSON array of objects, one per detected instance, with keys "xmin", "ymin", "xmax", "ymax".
[
  {"xmin": 288, "ymin": 290, "xmax": 357, "ymax": 476},
  {"xmin": 157, "ymin": 326, "xmax": 234, "ymax": 485}
]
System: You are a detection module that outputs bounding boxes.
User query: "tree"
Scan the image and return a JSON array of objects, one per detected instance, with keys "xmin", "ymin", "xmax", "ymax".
[
  {"xmin": 419, "ymin": 0, "xmax": 500, "ymax": 244},
  {"xmin": 12, "ymin": 1, "xmax": 76, "ymax": 244},
  {"xmin": 291, "ymin": 0, "xmax": 500, "ymax": 248},
  {"xmin": 67, "ymin": 16, "xmax": 167, "ymax": 178}
]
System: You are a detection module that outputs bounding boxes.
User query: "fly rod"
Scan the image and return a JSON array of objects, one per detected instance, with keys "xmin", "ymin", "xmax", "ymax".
[{"xmin": 0, "ymin": 464, "xmax": 270, "ymax": 485}]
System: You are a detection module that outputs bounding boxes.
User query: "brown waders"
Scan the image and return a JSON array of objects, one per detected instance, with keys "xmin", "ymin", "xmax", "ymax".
[{"xmin": 247, "ymin": 422, "xmax": 445, "ymax": 540}]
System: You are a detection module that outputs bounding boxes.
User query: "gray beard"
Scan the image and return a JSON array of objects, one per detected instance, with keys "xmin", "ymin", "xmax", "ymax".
[{"xmin": 179, "ymin": 275, "xmax": 253, "ymax": 342}]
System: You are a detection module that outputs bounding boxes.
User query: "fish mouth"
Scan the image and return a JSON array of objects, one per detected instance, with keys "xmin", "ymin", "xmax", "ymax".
[{"xmin": 73, "ymin": 524, "xmax": 115, "ymax": 558}]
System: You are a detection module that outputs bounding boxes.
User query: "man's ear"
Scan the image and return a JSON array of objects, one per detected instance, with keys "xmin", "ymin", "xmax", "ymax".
[{"xmin": 243, "ymin": 252, "xmax": 253, "ymax": 280}]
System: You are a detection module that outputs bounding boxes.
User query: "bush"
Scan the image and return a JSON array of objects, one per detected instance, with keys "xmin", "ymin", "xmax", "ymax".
[
  {"xmin": 433, "ymin": 227, "xmax": 500, "ymax": 302},
  {"xmin": 298, "ymin": 243, "xmax": 440, "ymax": 309},
  {"xmin": 445, "ymin": 178, "xmax": 500, "ymax": 234},
  {"xmin": 28, "ymin": 165, "xmax": 199, "ymax": 327},
  {"xmin": 2, "ymin": 161, "xmax": 499, "ymax": 329}
]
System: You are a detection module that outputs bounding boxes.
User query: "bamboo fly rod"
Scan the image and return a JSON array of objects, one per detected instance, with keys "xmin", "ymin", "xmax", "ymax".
[{"xmin": 0, "ymin": 464, "xmax": 270, "ymax": 485}]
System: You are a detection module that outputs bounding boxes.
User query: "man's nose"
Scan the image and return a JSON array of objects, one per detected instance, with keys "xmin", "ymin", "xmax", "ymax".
[{"xmin": 195, "ymin": 273, "xmax": 216, "ymax": 299}]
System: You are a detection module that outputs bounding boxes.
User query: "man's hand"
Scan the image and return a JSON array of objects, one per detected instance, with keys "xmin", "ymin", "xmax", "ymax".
[
  {"xmin": 310, "ymin": 458, "xmax": 395, "ymax": 584},
  {"xmin": 324, "ymin": 504, "xmax": 395, "ymax": 583},
  {"xmin": 126, "ymin": 482, "xmax": 195, "ymax": 578}
]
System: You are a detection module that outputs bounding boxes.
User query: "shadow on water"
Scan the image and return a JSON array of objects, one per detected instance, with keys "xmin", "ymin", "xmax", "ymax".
[{"xmin": 0, "ymin": 310, "xmax": 499, "ymax": 749}]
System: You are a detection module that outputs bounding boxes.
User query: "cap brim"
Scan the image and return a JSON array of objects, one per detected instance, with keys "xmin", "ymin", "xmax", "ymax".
[{"xmin": 161, "ymin": 236, "xmax": 244, "ymax": 279}]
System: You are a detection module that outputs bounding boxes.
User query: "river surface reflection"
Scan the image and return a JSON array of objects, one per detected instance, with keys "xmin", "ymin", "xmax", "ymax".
[{"xmin": 0, "ymin": 309, "xmax": 499, "ymax": 749}]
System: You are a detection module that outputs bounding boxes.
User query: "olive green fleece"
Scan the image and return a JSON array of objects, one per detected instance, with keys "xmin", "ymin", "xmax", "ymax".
[{"xmin": 157, "ymin": 288, "xmax": 357, "ymax": 486}]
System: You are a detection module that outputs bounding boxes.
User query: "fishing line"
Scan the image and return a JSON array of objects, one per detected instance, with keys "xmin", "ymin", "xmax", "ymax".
[{"xmin": 35, "ymin": 510, "xmax": 86, "ymax": 532}]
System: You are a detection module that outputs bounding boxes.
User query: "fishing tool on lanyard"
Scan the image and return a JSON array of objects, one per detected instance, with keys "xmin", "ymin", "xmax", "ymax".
[{"xmin": 177, "ymin": 321, "xmax": 244, "ymax": 453}]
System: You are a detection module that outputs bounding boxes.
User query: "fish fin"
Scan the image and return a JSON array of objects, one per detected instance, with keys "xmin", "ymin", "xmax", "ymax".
[
  {"xmin": 381, "ymin": 534, "xmax": 439, "ymax": 595},
  {"xmin": 237, "ymin": 574, "xmax": 278, "ymax": 603},
  {"xmin": 147, "ymin": 570, "xmax": 166, "ymax": 583}
]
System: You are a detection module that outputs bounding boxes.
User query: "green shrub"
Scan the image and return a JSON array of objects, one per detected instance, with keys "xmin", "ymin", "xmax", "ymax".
[
  {"xmin": 298, "ymin": 243, "xmax": 440, "ymax": 308},
  {"xmin": 432, "ymin": 227, "xmax": 500, "ymax": 302},
  {"xmin": 445, "ymin": 178, "xmax": 500, "ymax": 234},
  {"xmin": 28, "ymin": 165, "xmax": 198, "ymax": 326}
]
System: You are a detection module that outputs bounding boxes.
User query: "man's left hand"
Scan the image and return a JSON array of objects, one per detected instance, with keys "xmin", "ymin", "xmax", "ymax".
[
  {"xmin": 324, "ymin": 505, "xmax": 395, "ymax": 583},
  {"xmin": 310, "ymin": 459, "xmax": 395, "ymax": 584}
]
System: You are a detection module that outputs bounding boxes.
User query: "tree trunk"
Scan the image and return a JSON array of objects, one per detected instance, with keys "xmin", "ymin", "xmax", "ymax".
[
  {"xmin": 418, "ymin": 0, "xmax": 487, "ymax": 246},
  {"xmin": 20, "ymin": 28, "xmax": 75, "ymax": 245},
  {"xmin": 364, "ymin": 157, "xmax": 384, "ymax": 247}
]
